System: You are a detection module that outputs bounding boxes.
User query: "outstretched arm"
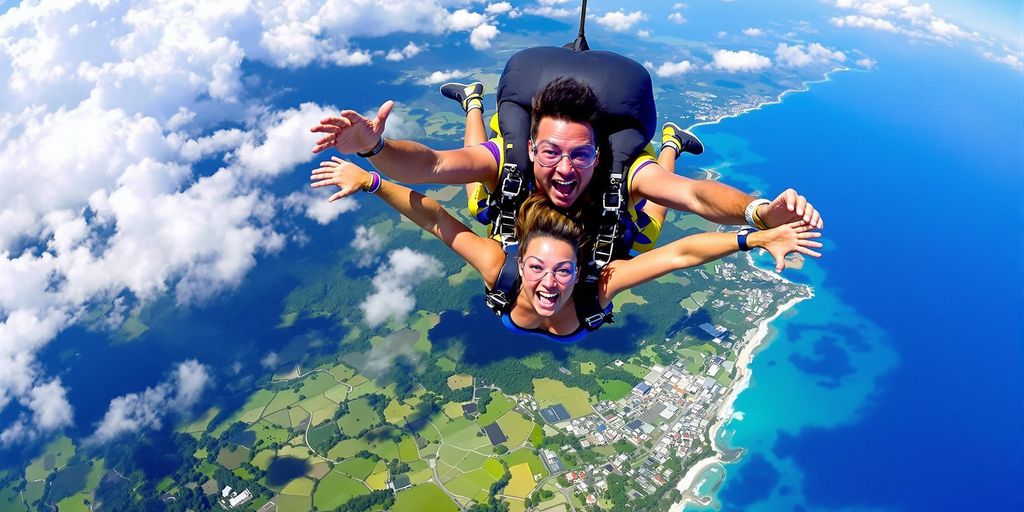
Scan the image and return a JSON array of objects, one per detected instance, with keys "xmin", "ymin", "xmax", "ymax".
[
  {"xmin": 598, "ymin": 222, "xmax": 822, "ymax": 305},
  {"xmin": 630, "ymin": 162, "xmax": 824, "ymax": 229},
  {"xmin": 310, "ymin": 101, "xmax": 498, "ymax": 188},
  {"xmin": 310, "ymin": 157, "xmax": 504, "ymax": 287}
]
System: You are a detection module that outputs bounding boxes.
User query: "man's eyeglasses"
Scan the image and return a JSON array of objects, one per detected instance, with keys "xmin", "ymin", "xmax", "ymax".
[
  {"xmin": 520, "ymin": 259, "xmax": 577, "ymax": 284},
  {"xmin": 531, "ymin": 140, "xmax": 598, "ymax": 169}
]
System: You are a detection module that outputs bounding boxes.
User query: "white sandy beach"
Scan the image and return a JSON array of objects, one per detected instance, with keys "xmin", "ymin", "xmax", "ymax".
[{"xmin": 669, "ymin": 290, "xmax": 812, "ymax": 512}]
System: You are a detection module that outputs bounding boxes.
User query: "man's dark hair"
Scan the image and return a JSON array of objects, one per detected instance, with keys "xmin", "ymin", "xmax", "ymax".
[{"xmin": 530, "ymin": 77, "xmax": 602, "ymax": 139}]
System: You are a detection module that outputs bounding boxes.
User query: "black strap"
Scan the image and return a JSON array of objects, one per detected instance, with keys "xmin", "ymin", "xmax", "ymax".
[
  {"xmin": 487, "ymin": 143, "xmax": 532, "ymax": 248},
  {"xmin": 574, "ymin": 281, "xmax": 614, "ymax": 331},
  {"xmin": 584, "ymin": 162, "xmax": 630, "ymax": 283},
  {"xmin": 484, "ymin": 243, "xmax": 521, "ymax": 315}
]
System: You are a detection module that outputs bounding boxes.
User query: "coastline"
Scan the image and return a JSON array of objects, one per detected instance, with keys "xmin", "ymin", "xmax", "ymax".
[
  {"xmin": 669, "ymin": 291, "xmax": 813, "ymax": 512},
  {"xmin": 686, "ymin": 66, "xmax": 852, "ymax": 133}
]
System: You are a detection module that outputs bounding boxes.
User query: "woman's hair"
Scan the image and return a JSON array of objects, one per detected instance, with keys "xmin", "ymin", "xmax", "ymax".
[{"xmin": 516, "ymin": 193, "xmax": 586, "ymax": 259}]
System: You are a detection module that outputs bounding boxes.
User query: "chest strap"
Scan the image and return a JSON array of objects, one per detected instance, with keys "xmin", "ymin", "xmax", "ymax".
[{"xmin": 485, "ymin": 243, "xmax": 521, "ymax": 315}]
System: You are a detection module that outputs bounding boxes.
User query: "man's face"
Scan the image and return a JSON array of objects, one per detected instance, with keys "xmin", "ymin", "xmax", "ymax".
[{"xmin": 529, "ymin": 117, "xmax": 598, "ymax": 209}]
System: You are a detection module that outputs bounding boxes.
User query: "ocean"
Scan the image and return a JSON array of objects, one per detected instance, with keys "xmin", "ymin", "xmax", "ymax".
[{"xmin": 681, "ymin": 35, "xmax": 1024, "ymax": 511}]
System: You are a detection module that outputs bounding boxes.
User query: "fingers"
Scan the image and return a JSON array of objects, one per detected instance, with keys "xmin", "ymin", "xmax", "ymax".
[
  {"xmin": 376, "ymin": 100, "xmax": 394, "ymax": 128},
  {"xmin": 778, "ymin": 188, "xmax": 797, "ymax": 211},
  {"xmin": 799, "ymin": 240, "xmax": 824, "ymax": 248},
  {"xmin": 310, "ymin": 116, "xmax": 353, "ymax": 132},
  {"xmin": 797, "ymin": 231, "xmax": 821, "ymax": 239},
  {"xmin": 794, "ymin": 194, "xmax": 807, "ymax": 217},
  {"xmin": 796, "ymin": 246, "xmax": 822, "ymax": 258},
  {"xmin": 808, "ymin": 208, "xmax": 822, "ymax": 229}
]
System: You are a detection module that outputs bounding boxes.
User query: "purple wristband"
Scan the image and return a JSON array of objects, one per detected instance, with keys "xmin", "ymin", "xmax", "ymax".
[{"xmin": 365, "ymin": 171, "xmax": 382, "ymax": 193}]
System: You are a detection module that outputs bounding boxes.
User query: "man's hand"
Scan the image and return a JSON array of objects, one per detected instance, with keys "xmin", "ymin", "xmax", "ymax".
[
  {"xmin": 758, "ymin": 188, "xmax": 823, "ymax": 229},
  {"xmin": 311, "ymin": 101, "xmax": 394, "ymax": 155}
]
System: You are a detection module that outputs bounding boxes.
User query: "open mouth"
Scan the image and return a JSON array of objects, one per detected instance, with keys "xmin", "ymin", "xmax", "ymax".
[
  {"xmin": 552, "ymin": 178, "xmax": 577, "ymax": 197},
  {"xmin": 536, "ymin": 290, "xmax": 560, "ymax": 309}
]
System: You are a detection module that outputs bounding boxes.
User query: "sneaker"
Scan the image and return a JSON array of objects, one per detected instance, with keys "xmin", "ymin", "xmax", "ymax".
[
  {"xmin": 440, "ymin": 82, "xmax": 484, "ymax": 113},
  {"xmin": 662, "ymin": 122, "xmax": 704, "ymax": 157}
]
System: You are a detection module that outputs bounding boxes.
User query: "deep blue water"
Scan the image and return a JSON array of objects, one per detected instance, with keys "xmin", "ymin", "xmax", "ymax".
[{"xmin": 687, "ymin": 37, "xmax": 1024, "ymax": 511}]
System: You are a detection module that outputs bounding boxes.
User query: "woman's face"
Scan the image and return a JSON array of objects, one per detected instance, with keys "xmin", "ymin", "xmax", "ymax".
[{"xmin": 519, "ymin": 236, "xmax": 578, "ymax": 317}]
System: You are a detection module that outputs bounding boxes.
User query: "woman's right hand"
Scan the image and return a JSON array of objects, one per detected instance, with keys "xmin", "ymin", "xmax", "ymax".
[
  {"xmin": 749, "ymin": 221, "xmax": 823, "ymax": 272},
  {"xmin": 309, "ymin": 157, "xmax": 373, "ymax": 202}
]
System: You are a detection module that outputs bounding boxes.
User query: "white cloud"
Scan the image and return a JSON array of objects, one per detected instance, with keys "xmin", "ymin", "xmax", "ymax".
[
  {"xmin": 352, "ymin": 225, "xmax": 385, "ymax": 267},
  {"xmin": 260, "ymin": 352, "xmax": 279, "ymax": 369},
  {"xmin": 927, "ymin": 18, "xmax": 965, "ymax": 39},
  {"xmin": 417, "ymin": 69, "xmax": 467, "ymax": 85},
  {"xmin": 235, "ymin": 103, "xmax": 338, "ymax": 178},
  {"xmin": 742, "ymin": 27, "xmax": 764, "ymax": 37},
  {"xmin": 486, "ymin": 2, "xmax": 513, "ymax": 14},
  {"xmin": 637, "ymin": 29, "xmax": 650, "ymax": 38},
  {"xmin": 90, "ymin": 360, "xmax": 210, "ymax": 443},
  {"xmin": 0, "ymin": 378, "xmax": 73, "ymax": 445},
  {"xmin": 595, "ymin": 10, "xmax": 647, "ymax": 32},
  {"xmin": 385, "ymin": 42, "xmax": 424, "ymax": 62},
  {"xmin": 668, "ymin": 12, "xmax": 686, "ymax": 24},
  {"xmin": 327, "ymin": 48, "xmax": 373, "ymax": 67},
  {"xmin": 284, "ymin": 189, "xmax": 359, "ymax": 225},
  {"xmin": 856, "ymin": 57, "xmax": 878, "ymax": 69},
  {"xmin": 470, "ymin": 23, "xmax": 500, "ymax": 50},
  {"xmin": 448, "ymin": 9, "xmax": 487, "ymax": 31},
  {"xmin": 830, "ymin": 15, "xmax": 899, "ymax": 32},
  {"xmin": 524, "ymin": 5, "xmax": 574, "ymax": 17},
  {"xmin": 775, "ymin": 43, "xmax": 847, "ymax": 68},
  {"xmin": 710, "ymin": 49, "xmax": 772, "ymax": 72},
  {"xmin": 981, "ymin": 51, "xmax": 1023, "ymax": 72},
  {"xmin": 360, "ymin": 248, "xmax": 443, "ymax": 327},
  {"xmin": 656, "ymin": 60, "xmax": 694, "ymax": 77}
]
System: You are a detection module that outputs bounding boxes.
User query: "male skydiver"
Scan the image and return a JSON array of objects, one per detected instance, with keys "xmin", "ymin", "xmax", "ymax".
[{"xmin": 310, "ymin": 77, "xmax": 823, "ymax": 270}]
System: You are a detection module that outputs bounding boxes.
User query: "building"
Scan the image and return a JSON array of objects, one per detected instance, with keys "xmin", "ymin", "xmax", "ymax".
[
  {"xmin": 540, "ymin": 404, "xmax": 571, "ymax": 423},
  {"xmin": 228, "ymin": 489, "xmax": 252, "ymax": 509}
]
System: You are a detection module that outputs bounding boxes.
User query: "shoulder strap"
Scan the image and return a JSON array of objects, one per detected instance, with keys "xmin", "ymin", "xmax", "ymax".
[
  {"xmin": 487, "ymin": 143, "xmax": 532, "ymax": 247},
  {"xmin": 484, "ymin": 243, "xmax": 521, "ymax": 315},
  {"xmin": 583, "ymin": 164, "xmax": 630, "ymax": 283},
  {"xmin": 574, "ymin": 281, "xmax": 614, "ymax": 331}
]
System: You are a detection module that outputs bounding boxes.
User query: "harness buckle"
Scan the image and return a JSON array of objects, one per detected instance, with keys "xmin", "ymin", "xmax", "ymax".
[
  {"xmin": 485, "ymin": 291, "xmax": 510, "ymax": 313},
  {"xmin": 602, "ymin": 190, "xmax": 622, "ymax": 213},
  {"xmin": 500, "ymin": 164, "xmax": 522, "ymax": 198},
  {"xmin": 584, "ymin": 312, "xmax": 607, "ymax": 329}
]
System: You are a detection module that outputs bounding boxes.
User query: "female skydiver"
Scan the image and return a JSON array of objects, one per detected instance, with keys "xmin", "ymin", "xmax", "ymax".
[
  {"xmin": 439, "ymin": 80, "xmax": 705, "ymax": 246},
  {"xmin": 309, "ymin": 158, "xmax": 822, "ymax": 342}
]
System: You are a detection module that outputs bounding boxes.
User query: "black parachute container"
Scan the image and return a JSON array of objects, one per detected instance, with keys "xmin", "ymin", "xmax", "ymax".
[{"xmin": 487, "ymin": 0, "xmax": 657, "ymax": 277}]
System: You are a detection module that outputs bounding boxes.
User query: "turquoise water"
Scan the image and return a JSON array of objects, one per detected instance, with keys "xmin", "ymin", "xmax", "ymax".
[{"xmin": 682, "ymin": 40, "xmax": 1023, "ymax": 511}]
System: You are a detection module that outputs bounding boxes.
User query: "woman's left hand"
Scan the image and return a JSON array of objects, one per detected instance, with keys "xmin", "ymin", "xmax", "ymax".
[
  {"xmin": 309, "ymin": 157, "xmax": 372, "ymax": 202},
  {"xmin": 751, "ymin": 221, "xmax": 823, "ymax": 272}
]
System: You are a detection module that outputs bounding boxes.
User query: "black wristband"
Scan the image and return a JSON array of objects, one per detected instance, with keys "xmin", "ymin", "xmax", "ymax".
[{"xmin": 357, "ymin": 136, "xmax": 385, "ymax": 158}]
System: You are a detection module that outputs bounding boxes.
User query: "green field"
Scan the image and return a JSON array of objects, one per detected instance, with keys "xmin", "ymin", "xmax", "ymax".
[
  {"xmin": 216, "ymin": 446, "xmax": 249, "ymax": 470},
  {"xmin": 25, "ymin": 436, "xmax": 74, "ymax": 481},
  {"xmin": 252, "ymin": 450, "xmax": 275, "ymax": 470},
  {"xmin": 598, "ymin": 379, "xmax": 633, "ymax": 401},
  {"xmin": 444, "ymin": 469, "xmax": 496, "ymax": 500},
  {"xmin": 335, "ymin": 457, "xmax": 377, "ymax": 480},
  {"xmin": 476, "ymin": 391, "xmax": 513, "ymax": 426},
  {"xmin": 436, "ymin": 356, "xmax": 457, "ymax": 372},
  {"xmin": 251, "ymin": 421, "xmax": 291, "ymax": 447},
  {"xmin": 365, "ymin": 469, "xmax": 389, "ymax": 490},
  {"xmin": 307, "ymin": 421, "xmax": 339, "ymax": 448},
  {"xmin": 520, "ymin": 355, "xmax": 545, "ymax": 369},
  {"xmin": 384, "ymin": 399, "xmax": 416, "ymax": 425},
  {"xmin": 501, "ymin": 448, "xmax": 547, "ymax": 479},
  {"xmin": 621, "ymin": 363, "xmax": 650, "ymax": 380},
  {"xmin": 482, "ymin": 457, "xmax": 505, "ymax": 480},
  {"xmin": 533, "ymin": 378, "xmax": 592, "ymax": 418},
  {"xmin": 280, "ymin": 477, "xmax": 314, "ymax": 496},
  {"xmin": 337, "ymin": 397, "xmax": 382, "ymax": 435},
  {"xmin": 327, "ymin": 438, "xmax": 370, "ymax": 460},
  {"xmin": 495, "ymin": 412, "xmax": 534, "ymax": 447},
  {"xmin": 579, "ymin": 361, "xmax": 596, "ymax": 374},
  {"xmin": 297, "ymin": 372, "xmax": 337, "ymax": 396},
  {"xmin": 263, "ymin": 389, "xmax": 302, "ymax": 416},
  {"xmin": 0, "ymin": 486, "xmax": 28, "ymax": 512},
  {"xmin": 313, "ymin": 472, "xmax": 370, "ymax": 510},
  {"xmin": 393, "ymin": 484, "xmax": 458, "ymax": 512},
  {"xmin": 398, "ymin": 436, "xmax": 419, "ymax": 462},
  {"xmin": 272, "ymin": 494, "xmax": 310, "ymax": 512}
]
